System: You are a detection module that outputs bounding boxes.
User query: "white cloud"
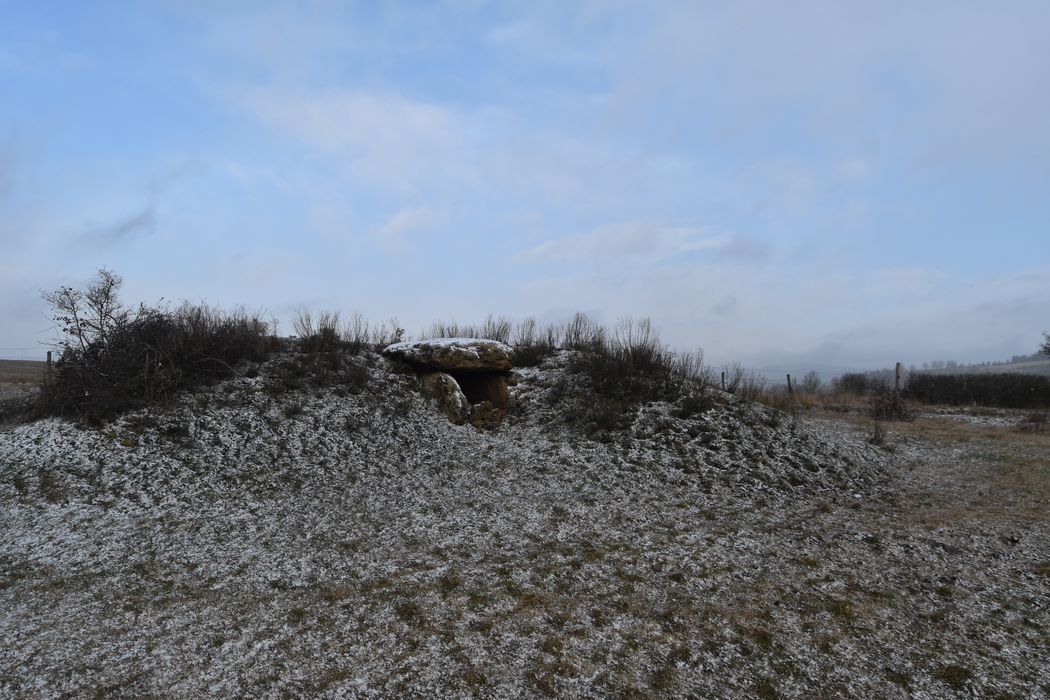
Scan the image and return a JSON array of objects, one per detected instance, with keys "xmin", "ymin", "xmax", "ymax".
[
  {"xmin": 612, "ymin": 2, "xmax": 1050, "ymax": 166},
  {"xmin": 371, "ymin": 205, "xmax": 445, "ymax": 250},
  {"xmin": 238, "ymin": 87, "xmax": 464, "ymax": 193},
  {"xmin": 518, "ymin": 221, "xmax": 767, "ymax": 265}
]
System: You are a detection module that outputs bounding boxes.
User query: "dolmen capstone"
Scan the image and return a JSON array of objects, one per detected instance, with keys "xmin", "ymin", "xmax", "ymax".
[{"xmin": 382, "ymin": 338, "xmax": 515, "ymax": 428}]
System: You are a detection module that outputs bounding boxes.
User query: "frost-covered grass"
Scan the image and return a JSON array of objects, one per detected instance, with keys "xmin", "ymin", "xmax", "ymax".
[{"xmin": 1, "ymin": 351, "xmax": 1048, "ymax": 697}]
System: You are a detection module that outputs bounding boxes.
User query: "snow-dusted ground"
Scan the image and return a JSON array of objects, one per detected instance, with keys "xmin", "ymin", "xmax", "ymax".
[{"xmin": 1, "ymin": 352, "xmax": 1047, "ymax": 698}]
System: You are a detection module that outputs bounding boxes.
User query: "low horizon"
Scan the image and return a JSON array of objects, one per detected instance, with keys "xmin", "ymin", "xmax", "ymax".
[{"xmin": 2, "ymin": 292, "xmax": 1047, "ymax": 383}]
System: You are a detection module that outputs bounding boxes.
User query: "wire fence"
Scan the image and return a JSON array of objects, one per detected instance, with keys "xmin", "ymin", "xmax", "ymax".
[{"xmin": 0, "ymin": 347, "xmax": 55, "ymax": 362}]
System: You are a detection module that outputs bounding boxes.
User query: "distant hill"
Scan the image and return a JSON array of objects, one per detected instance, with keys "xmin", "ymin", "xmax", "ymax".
[
  {"xmin": 917, "ymin": 352, "xmax": 1050, "ymax": 377},
  {"xmin": 757, "ymin": 351, "xmax": 1050, "ymax": 388}
]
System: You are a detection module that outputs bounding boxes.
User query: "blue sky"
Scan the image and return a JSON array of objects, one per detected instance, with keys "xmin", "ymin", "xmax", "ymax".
[{"xmin": 2, "ymin": 1, "xmax": 1048, "ymax": 369}]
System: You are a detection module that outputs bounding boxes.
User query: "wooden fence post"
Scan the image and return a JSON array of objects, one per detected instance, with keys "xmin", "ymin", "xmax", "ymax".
[
  {"xmin": 47, "ymin": 351, "xmax": 52, "ymax": 370},
  {"xmin": 895, "ymin": 362, "xmax": 901, "ymax": 395},
  {"xmin": 786, "ymin": 373, "xmax": 797, "ymax": 415},
  {"xmin": 721, "ymin": 371, "xmax": 726, "ymax": 391}
]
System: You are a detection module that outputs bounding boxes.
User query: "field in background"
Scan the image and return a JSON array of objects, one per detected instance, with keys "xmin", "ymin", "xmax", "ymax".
[
  {"xmin": 0, "ymin": 360, "xmax": 46, "ymax": 403},
  {"xmin": 0, "ymin": 360, "xmax": 47, "ymax": 384},
  {"xmin": 0, "ymin": 365, "xmax": 46, "ymax": 402}
]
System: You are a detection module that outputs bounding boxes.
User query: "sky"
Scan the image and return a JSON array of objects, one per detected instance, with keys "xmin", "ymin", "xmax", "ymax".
[{"xmin": 1, "ymin": 1, "xmax": 1048, "ymax": 371}]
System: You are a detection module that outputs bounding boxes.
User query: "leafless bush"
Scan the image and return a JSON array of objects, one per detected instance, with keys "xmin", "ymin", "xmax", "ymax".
[
  {"xmin": 512, "ymin": 317, "xmax": 558, "ymax": 367},
  {"xmin": 41, "ymin": 271, "xmax": 275, "ymax": 421},
  {"xmin": 342, "ymin": 312, "xmax": 370, "ymax": 353},
  {"xmin": 292, "ymin": 309, "xmax": 341, "ymax": 353},
  {"xmin": 722, "ymin": 362, "xmax": 767, "ymax": 400},
  {"xmin": 422, "ymin": 319, "xmax": 465, "ymax": 340},
  {"xmin": 757, "ymin": 386, "xmax": 796, "ymax": 415},
  {"xmin": 555, "ymin": 316, "xmax": 712, "ymax": 435},
  {"xmin": 370, "ymin": 318, "xmax": 405, "ymax": 348},
  {"xmin": 799, "ymin": 370, "xmax": 822, "ymax": 394},
  {"xmin": 423, "ymin": 315, "xmax": 513, "ymax": 344},
  {"xmin": 870, "ymin": 392, "xmax": 914, "ymax": 421},
  {"xmin": 514, "ymin": 317, "xmax": 537, "ymax": 347},
  {"xmin": 562, "ymin": 313, "xmax": 605, "ymax": 351},
  {"xmin": 479, "ymin": 315, "xmax": 512, "ymax": 344},
  {"xmin": 673, "ymin": 348, "xmax": 712, "ymax": 386}
]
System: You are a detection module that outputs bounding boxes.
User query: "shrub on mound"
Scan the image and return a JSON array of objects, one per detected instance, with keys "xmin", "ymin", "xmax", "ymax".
[
  {"xmin": 40, "ymin": 270, "xmax": 275, "ymax": 421},
  {"xmin": 550, "ymin": 316, "xmax": 711, "ymax": 435}
]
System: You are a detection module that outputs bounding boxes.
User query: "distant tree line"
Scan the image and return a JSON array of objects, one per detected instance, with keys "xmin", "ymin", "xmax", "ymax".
[
  {"xmin": 919, "ymin": 351, "xmax": 1047, "ymax": 371},
  {"xmin": 832, "ymin": 372, "xmax": 890, "ymax": 397},
  {"xmin": 904, "ymin": 373, "xmax": 1050, "ymax": 409},
  {"xmin": 832, "ymin": 368, "xmax": 1050, "ymax": 408}
]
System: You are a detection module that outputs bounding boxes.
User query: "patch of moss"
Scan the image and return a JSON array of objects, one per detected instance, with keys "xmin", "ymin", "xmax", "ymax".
[{"xmin": 933, "ymin": 664, "xmax": 972, "ymax": 690}]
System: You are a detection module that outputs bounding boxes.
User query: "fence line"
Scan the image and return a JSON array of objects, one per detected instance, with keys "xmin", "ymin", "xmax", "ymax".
[{"xmin": 0, "ymin": 347, "xmax": 55, "ymax": 361}]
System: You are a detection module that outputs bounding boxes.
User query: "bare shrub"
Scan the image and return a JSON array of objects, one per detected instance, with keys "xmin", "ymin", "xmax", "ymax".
[
  {"xmin": 371, "ymin": 318, "xmax": 405, "ymax": 348},
  {"xmin": 338, "ymin": 312, "xmax": 368, "ymax": 353},
  {"xmin": 799, "ymin": 370, "xmax": 822, "ymax": 394},
  {"xmin": 293, "ymin": 309, "xmax": 341, "ymax": 353},
  {"xmin": 869, "ymin": 392, "xmax": 913, "ymax": 421},
  {"xmin": 512, "ymin": 317, "xmax": 558, "ymax": 367},
  {"xmin": 722, "ymin": 362, "xmax": 767, "ymax": 400},
  {"xmin": 422, "ymin": 315, "xmax": 512, "ymax": 344},
  {"xmin": 479, "ymin": 315, "xmax": 512, "ymax": 344},
  {"xmin": 41, "ymin": 271, "xmax": 275, "ymax": 421},
  {"xmin": 422, "ymin": 315, "xmax": 556, "ymax": 365},
  {"xmin": 514, "ymin": 317, "xmax": 537, "ymax": 347},
  {"xmin": 757, "ymin": 386, "xmax": 795, "ymax": 415},
  {"xmin": 556, "ymin": 316, "xmax": 710, "ymax": 435},
  {"xmin": 562, "ymin": 313, "xmax": 605, "ymax": 351},
  {"xmin": 422, "ymin": 319, "xmax": 465, "ymax": 340},
  {"xmin": 674, "ymin": 349, "xmax": 711, "ymax": 386}
]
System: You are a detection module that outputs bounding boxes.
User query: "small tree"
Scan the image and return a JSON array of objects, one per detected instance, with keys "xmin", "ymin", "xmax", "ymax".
[
  {"xmin": 43, "ymin": 268, "xmax": 129, "ymax": 353},
  {"xmin": 1042, "ymin": 333, "xmax": 1050, "ymax": 357},
  {"xmin": 799, "ymin": 370, "xmax": 822, "ymax": 394}
]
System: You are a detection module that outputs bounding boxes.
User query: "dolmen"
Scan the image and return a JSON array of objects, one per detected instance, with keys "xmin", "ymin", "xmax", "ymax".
[{"xmin": 382, "ymin": 338, "xmax": 515, "ymax": 428}]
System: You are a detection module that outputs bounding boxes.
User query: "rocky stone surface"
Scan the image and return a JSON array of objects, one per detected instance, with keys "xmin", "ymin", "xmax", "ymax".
[
  {"xmin": 468, "ymin": 399, "xmax": 505, "ymax": 430},
  {"xmin": 385, "ymin": 339, "xmax": 514, "ymax": 427},
  {"xmin": 382, "ymin": 338, "xmax": 513, "ymax": 372},
  {"xmin": 421, "ymin": 372, "xmax": 470, "ymax": 425}
]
